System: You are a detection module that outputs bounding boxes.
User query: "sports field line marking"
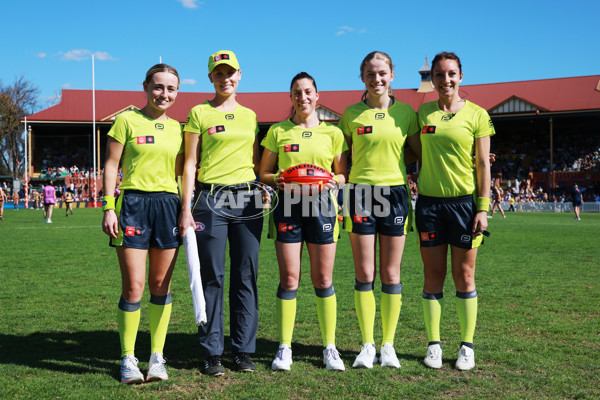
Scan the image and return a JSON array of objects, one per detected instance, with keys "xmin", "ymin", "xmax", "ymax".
[{"xmin": 15, "ymin": 225, "xmax": 101, "ymax": 230}]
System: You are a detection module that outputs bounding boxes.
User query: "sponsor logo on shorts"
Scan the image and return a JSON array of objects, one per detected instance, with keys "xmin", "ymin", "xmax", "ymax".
[
  {"xmin": 137, "ymin": 136, "xmax": 155, "ymax": 144},
  {"xmin": 394, "ymin": 216, "xmax": 404, "ymax": 225},
  {"xmin": 460, "ymin": 235, "xmax": 471, "ymax": 243},
  {"xmin": 357, "ymin": 126, "xmax": 373, "ymax": 135},
  {"xmin": 208, "ymin": 125, "xmax": 225, "ymax": 135},
  {"xmin": 302, "ymin": 131, "xmax": 312, "ymax": 138},
  {"xmin": 354, "ymin": 215, "xmax": 367, "ymax": 223},
  {"xmin": 420, "ymin": 232, "xmax": 436, "ymax": 241},
  {"xmin": 375, "ymin": 113, "xmax": 385, "ymax": 120},
  {"xmin": 421, "ymin": 126, "xmax": 436, "ymax": 134},
  {"xmin": 322, "ymin": 223, "xmax": 332, "ymax": 232},
  {"xmin": 155, "ymin": 123, "xmax": 164, "ymax": 130},
  {"xmin": 278, "ymin": 223, "xmax": 293, "ymax": 232},
  {"xmin": 284, "ymin": 144, "xmax": 300, "ymax": 152},
  {"xmin": 225, "ymin": 114, "xmax": 234, "ymax": 120},
  {"xmin": 172, "ymin": 227, "xmax": 179, "ymax": 236},
  {"xmin": 195, "ymin": 222, "xmax": 205, "ymax": 231},
  {"xmin": 125, "ymin": 226, "xmax": 141, "ymax": 236}
]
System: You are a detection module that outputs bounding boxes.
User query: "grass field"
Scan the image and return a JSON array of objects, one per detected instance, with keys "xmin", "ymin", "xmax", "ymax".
[{"xmin": 0, "ymin": 207, "xmax": 598, "ymax": 399}]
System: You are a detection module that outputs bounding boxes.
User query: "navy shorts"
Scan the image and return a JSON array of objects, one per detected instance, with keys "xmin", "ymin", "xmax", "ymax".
[
  {"xmin": 415, "ymin": 194, "xmax": 482, "ymax": 249},
  {"xmin": 269, "ymin": 189, "xmax": 339, "ymax": 244},
  {"xmin": 111, "ymin": 190, "xmax": 181, "ymax": 249},
  {"xmin": 344, "ymin": 184, "xmax": 410, "ymax": 236}
]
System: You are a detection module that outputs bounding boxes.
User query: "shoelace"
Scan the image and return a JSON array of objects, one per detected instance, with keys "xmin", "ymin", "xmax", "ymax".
[
  {"xmin": 207, "ymin": 356, "xmax": 222, "ymax": 366},
  {"xmin": 325, "ymin": 348, "xmax": 341, "ymax": 360},
  {"xmin": 235, "ymin": 353, "xmax": 250, "ymax": 364},
  {"xmin": 276, "ymin": 348, "xmax": 285, "ymax": 359}
]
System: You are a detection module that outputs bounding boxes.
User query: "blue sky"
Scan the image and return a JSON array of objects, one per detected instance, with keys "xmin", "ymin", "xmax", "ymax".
[{"xmin": 3, "ymin": 0, "xmax": 599, "ymax": 109}]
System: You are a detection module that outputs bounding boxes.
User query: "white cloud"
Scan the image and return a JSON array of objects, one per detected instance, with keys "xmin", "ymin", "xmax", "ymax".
[
  {"xmin": 62, "ymin": 83, "xmax": 71, "ymax": 89},
  {"xmin": 181, "ymin": 78, "xmax": 197, "ymax": 85},
  {"xmin": 61, "ymin": 49, "xmax": 117, "ymax": 61},
  {"xmin": 36, "ymin": 52, "xmax": 47, "ymax": 58},
  {"xmin": 178, "ymin": 0, "xmax": 203, "ymax": 8},
  {"xmin": 336, "ymin": 26, "xmax": 366, "ymax": 36}
]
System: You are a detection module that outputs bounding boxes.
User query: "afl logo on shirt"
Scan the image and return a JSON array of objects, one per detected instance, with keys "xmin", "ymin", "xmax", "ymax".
[
  {"xmin": 421, "ymin": 126, "xmax": 436, "ymax": 134},
  {"xmin": 208, "ymin": 125, "xmax": 225, "ymax": 135},
  {"xmin": 137, "ymin": 136, "xmax": 155, "ymax": 144},
  {"xmin": 225, "ymin": 114, "xmax": 234, "ymax": 120},
  {"xmin": 155, "ymin": 123, "xmax": 164, "ymax": 130},
  {"xmin": 284, "ymin": 144, "xmax": 300, "ymax": 152},
  {"xmin": 375, "ymin": 113, "xmax": 385, "ymax": 120},
  {"xmin": 357, "ymin": 126, "xmax": 373, "ymax": 135}
]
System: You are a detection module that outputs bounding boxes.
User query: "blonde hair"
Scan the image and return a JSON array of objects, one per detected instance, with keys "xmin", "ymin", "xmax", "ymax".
[{"xmin": 359, "ymin": 51, "xmax": 395, "ymax": 102}]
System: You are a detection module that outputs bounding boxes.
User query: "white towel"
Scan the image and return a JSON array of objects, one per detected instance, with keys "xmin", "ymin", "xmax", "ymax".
[{"xmin": 183, "ymin": 226, "xmax": 207, "ymax": 326}]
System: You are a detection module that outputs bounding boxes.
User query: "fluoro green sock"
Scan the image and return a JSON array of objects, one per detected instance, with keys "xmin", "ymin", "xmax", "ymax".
[
  {"xmin": 422, "ymin": 292, "xmax": 444, "ymax": 343},
  {"xmin": 315, "ymin": 285, "xmax": 336, "ymax": 347},
  {"xmin": 456, "ymin": 291, "xmax": 478, "ymax": 344},
  {"xmin": 117, "ymin": 297, "xmax": 141, "ymax": 357},
  {"xmin": 149, "ymin": 293, "xmax": 172, "ymax": 354},
  {"xmin": 354, "ymin": 280, "xmax": 375, "ymax": 344},
  {"xmin": 276, "ymin": 286, "xmax": 297, "ymax": 347},
  {"xmin": 381, "ymin": 285, "xmax": 402, "ymax": 345}
]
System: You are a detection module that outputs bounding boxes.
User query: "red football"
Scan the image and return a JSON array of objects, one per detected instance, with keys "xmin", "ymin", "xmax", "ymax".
[{"xmin": 280, "ymin": 163, "xmax": 333, "ymax": 187}]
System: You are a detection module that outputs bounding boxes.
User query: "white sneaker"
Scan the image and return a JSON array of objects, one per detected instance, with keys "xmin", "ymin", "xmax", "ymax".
[
  {"xmin": 379, "ymin": 343, "xmax": 401, "ymax": 368},
  {"xmin": 146, "ymin": 352, "xmax": 168, "ymax": 381},
  {"xmin": 271, "ymin": 344, "xmax": 293, "ymax": 371},
  {"xmin": 352, "ymin": 343, "xmax": 377, "ymax": 368},
  {"xmin": 455, "ymin": 345, "xmax": 475, "ymax": 371},
  {"xmin": 424, "ymin": 343, "xmax": 443, "ymax": 369},
  {"xmin": 120, "ymin": 354, "xmax": 144, "ymax": 384},
  {"xmin": 323, "ymin": 344, "xmax": 345, "ymax": 371},
  {"xmin": 47, "ymin": 219, "xmax": 52, "ymax": 223}
]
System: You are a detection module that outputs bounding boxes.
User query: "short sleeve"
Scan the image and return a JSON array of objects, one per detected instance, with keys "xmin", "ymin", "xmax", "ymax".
[
  {"xmin": 475, "ymin": 108, "xmax": 495, "ymax": 139},
  {"xmin": 339, "ymin": 110, "xmax": 352, "ymax": 137},
  {"xmin": 184, "ymin": 107, "xmax": 202, "ymax": 134},
  {"xmin": 407, "ymin": 107, "xmax": 420, "ymax": 137},
  {"xmin": 107, "ymin": 113, "xmax": 129, "ymax": 145},
  {"xmin": 261, "ymin": 125, "xmax": 278, "ymax": 153}
]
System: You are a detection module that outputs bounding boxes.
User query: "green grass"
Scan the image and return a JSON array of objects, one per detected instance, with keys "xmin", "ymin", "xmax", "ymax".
[{"xmin": 0, "ymin": 207, "xmax": 599, "ymax": 399}]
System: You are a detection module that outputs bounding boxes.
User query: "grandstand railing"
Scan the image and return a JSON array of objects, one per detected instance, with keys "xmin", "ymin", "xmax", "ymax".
[{"xmin": 498, "ymin": 201, "xmax": 600, "ymax": 213}]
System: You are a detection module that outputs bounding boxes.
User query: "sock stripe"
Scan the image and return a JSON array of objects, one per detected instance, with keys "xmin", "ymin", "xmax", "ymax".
[
  {"xmin": 382, "ymin": 282, "xmax": 402, "ymax": 295},
  {"xmin": 456, "ymin": 290, "xmax": 478, "ymax": 299},
  {"xmin": 118, "ymin": 297, "xmax": 141, "ymax": 312},
  {"xmin": 422, "ymin": 292, "xmax": 443, "ymax": 300},
  {"xmin": 314, "ymin": 284, "xmax": 335, "ymax": 298},
  {"xmin": 354, "ymin": 279, "xmax": 374, "ymax": 292},
  {"xmin": 150, "ymin": 293, "xmax": 172, "ymax": 305},
  {"xmin": 277, "ymin": 285, "xmax": 297, "ymax": 300}
]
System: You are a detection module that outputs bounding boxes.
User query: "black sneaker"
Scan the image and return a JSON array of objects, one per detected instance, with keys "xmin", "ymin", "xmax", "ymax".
[
  {"xmin": 205, "ymin": 355, "xmax": 225, "ymax": 376},
  {"xmin": 233, "ymin": 352, "xmax": 255, "ymax": 372}
]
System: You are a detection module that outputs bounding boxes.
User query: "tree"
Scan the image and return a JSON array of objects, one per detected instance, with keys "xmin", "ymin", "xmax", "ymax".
[{"xmin": 0, "ymin": 77, "xmax": 39, "ymax": 178}]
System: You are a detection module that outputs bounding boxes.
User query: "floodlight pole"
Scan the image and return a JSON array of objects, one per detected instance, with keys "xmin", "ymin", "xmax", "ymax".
[{"xmin": 92, "ymin": 54, "xmax": 97, "ymax": 206}]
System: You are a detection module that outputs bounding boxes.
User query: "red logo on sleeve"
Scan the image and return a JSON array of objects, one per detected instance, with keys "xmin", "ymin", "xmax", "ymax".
[{"xmin": 421, "ymin": 126, "xmax": 436, "ymax": 134}]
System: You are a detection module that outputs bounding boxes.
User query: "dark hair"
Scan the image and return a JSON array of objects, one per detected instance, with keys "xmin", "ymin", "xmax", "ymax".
[
  {"xmin": 431, "ymin": 52, "xmax": 462, "ymax": 74},
  {"xmin": 359, "ymin": 51, "xmax": 395, "ymax": 102},
  {"xmin": 289, "ymin": 72, "xmax": 318, "ymax": 119},
  {"xmin": 144, "ymin": 63, "xmax": 180, "ymax": 86}
]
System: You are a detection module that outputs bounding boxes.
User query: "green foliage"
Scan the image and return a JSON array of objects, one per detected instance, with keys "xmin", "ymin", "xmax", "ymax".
[{"xmin": 0, "ymin": 209, "xmax": 598, "ymax": 399}]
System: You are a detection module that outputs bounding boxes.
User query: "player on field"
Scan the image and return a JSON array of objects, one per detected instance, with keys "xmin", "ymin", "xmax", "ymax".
[
  {"xmin": 259, "ymin": 72, "xmax": 349, "ymax": 371},
  {"xmin": 0, "ymin": 186, "xmax": 6, "ymax": 219},
  {"xmin": 339, "ymin": 51, "xmax": 420, "ymax": 369},
  {"xmin": 63, "ymin": 187, "xmax": 74, "ymax": 217},
  {"xmin": 178, "ymin": 51, "xmax": 263, "ymax": 376},
  {"xmin": 571, "ymin": 184, "xmax": 583, "ymax": 220},
  {"xmin": 415, "ymin": 52, "xmax": 494, "ymax": 371},
  {"xmin": 102, "ymin": 64, "xmax": 183, "ymax": 384},
  {"xmin": 489, "ymin": 183, "xmax": 506, "ymax": 218},
  {"xmin": 42, "ymin": 182, "xmax": 56, "ymax": 223}
]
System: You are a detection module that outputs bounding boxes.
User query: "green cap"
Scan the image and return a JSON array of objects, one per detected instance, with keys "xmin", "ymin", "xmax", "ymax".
[{"xmin": 208, "ymin": 50, "xmax": 239, "ymax": 73}]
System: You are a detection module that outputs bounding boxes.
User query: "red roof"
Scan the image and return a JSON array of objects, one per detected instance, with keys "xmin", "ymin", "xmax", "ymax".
[{"xmin": 27, "ymin": 75, "xmax": 600, "ymax": 124}]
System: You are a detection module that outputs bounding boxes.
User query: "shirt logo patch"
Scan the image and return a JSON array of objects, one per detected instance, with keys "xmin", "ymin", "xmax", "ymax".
[
  {"xmin": 155, "ymin": 123, "xmax": 164, "ymax": 130},
  {"xmin": 284, "ymin": 144, "xmax": 300, "ymax": 152},
  {"xmin": 420, "ymin": 232, "xmax": 436, "ymax": 241},
  {"xmin": 225, "ymin": 114, "xmax": 234, "ymax": 120},
  {"xmin": 357, "ymin": 126, "xmax": 373, "ymax": 135},
  {"xmin": 302, "ymin": 131, "xmax": 312, "ymax": 138},
  {"xmin": 195, "ymin": 222, "xmax": 205, "ymax": 231},
  {"xmin": 421, "ymin": 126, "xmax": 436, "ymax": 134},
  {"xmin": 208, "ymin": 125, "xmax": 225, "ymax": 135},
  {"xmin": 136, "ymin": 136, "xmax": 155, "ymax": 144},
  {"xmin": 375, "ymin": 113, "xmax": 385, "ymax": 120}
]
